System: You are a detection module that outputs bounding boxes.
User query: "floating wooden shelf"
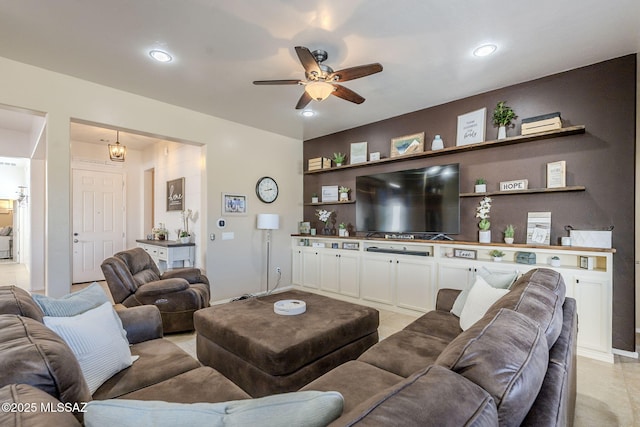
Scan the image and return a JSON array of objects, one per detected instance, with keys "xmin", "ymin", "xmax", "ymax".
[
  {"xmin": 304, "ymin": 200, "xmax": 356, "ymax": 206},
  {"xmin": 460, "ymin": 186, "xmax": 586, "ymax": 197},
  {"xmin": 304, "ymin": 125, "xmax": 586, "ymax": 175}
]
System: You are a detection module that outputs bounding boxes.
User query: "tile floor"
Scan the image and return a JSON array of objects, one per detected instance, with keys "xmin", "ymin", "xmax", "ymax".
[{"xmin": 1, "ymin": 261, "xmax": 638, "ymax": 426}]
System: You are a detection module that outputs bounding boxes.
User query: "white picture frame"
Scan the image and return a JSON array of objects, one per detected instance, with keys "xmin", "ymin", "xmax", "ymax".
[
  {"xmin": 321, "ymin": 185, "xmax": 339, "ymax": 202},
  {"xmin": 221, "ymin": 193, "xmax": 247, "ymax": 216},
  {"xmin": 526, "ymin": 212, "xmax": 551, "ymax": 245},
  {"xmin": 456, "ymin": 108, "xmax": 487, "ymax": 146},
  {"xmin": 547, "ymin": 161, "xmax": 566, "ymax": 188},
  {"xmin": 350, "ymin": 141, "xmax": 368, "ymax": 164}
]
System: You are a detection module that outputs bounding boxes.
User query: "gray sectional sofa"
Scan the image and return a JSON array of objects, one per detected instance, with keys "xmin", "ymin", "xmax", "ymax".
[{"xmin": 0, "ymin": 268, "xmax": 576, "ymax": 426}]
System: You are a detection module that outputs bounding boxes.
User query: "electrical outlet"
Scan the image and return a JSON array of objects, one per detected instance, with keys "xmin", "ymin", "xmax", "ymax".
[{"xmin": 276, "ymin": 267, "xmax": 281, "ymax": 274}]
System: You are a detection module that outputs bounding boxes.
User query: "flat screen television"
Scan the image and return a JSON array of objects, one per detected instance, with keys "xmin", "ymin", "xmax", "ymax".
[{"xmin": 356, "ymin": 163, "xmax": 460, "ymax": 235}]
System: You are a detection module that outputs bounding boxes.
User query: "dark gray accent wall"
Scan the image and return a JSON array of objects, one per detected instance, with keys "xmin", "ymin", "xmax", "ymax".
[{"xmin": 303, "ymin": 54, "xmax": 636, "ymax": 351}]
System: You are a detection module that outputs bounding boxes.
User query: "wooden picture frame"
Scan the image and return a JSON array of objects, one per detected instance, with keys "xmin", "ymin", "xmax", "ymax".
[
  {"xmin": 222, "ymin": 193, "xmax": 247, "ymax": 216},
  {"xmin": 453, "ymin": 248, "xmax": 477, "ymax": 260},
  {"xmin": 456, "ymin": 108, "xmax": 486, "ymax": 146},
  {"xmin": 390, "ymin": 132, "xmax": 425, "ymax": 157},
  {"xmin": 166, "ymin": 177, "xmax": 185, "ymax": 211}
]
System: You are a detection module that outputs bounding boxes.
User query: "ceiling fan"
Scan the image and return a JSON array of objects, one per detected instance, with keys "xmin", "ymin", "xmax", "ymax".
[{"xmin": 253, "ymin": 46, "xmax": 383, "ymax": 110}]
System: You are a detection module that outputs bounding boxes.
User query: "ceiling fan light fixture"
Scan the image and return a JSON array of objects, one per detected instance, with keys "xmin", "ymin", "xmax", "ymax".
[
  {"xmin": 108, "ymin": 131, "xmax": 126, "ymax": 162},
  {"xmin": 305, "ymin": 81, "xmax": 335, "ymax": 101}
]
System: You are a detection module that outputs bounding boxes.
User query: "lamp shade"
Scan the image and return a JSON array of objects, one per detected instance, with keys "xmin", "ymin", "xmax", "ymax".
[
  {"xmin": 257, "ymin": 213, "xmax": 280, "ymax": 230},
  {"xmin": 304, "ymin": 81, "xmax": 335, "ymax": 101}
]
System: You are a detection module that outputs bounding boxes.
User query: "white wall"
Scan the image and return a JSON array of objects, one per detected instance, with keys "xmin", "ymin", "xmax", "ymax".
[{"xmin": 0, "ymin": 56, "xmax": 303, "ymax": 298}]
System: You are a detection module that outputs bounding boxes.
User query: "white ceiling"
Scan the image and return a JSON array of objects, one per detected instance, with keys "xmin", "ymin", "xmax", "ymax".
[{"xmin": 0, "ymin": 0, "xmax": 638, "ymax": 145}]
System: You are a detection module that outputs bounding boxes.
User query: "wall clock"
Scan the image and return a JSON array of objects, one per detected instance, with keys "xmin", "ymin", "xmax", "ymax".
[{"xmin": 256, "ymin": 176, "xmax": 279, "ymax": 203}]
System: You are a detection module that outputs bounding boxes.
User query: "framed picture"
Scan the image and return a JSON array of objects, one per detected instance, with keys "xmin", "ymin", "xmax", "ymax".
[
  {"xmin": 456, "ymin": 108, "xmax": 486, "ymax": 146},
  {"xmin": 526, "ymin": 212, "xmax": 551, "ymax": 245},
  {"xmin": 390, "ymin": 132, "xmax": 425, "ymax": 157},
  {"xmin": 321, "ymin": 185, "xmax": 339, "ymax": 202},
  {"xmin": 453, "ymin": 248, "xmax": 477, "ymax": 260},
  {"xmin": 546, "ymin": 161, "xmax": 566, "ymax": 188},
  {"xmin": 222, "ymin": 193, "xmax": 247, "ymax": 216},
  {"xmin": 350, "ymin": 141, "xmax": 368, "ymax": 164},
  {"xmin": 166, "ymin": 178, "xmax": 185, "ymax": 211}
]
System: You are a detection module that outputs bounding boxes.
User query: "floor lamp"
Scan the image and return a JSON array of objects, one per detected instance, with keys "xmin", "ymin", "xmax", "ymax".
[{"xmin": 257, "ymin": 213, "xmax": 280, "ymax": 293}]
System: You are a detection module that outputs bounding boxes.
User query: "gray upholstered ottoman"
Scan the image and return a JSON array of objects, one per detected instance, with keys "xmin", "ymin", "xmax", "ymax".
[{"xmin": 195, "ymin": 290, "xmax": 379, "ymax": 397}]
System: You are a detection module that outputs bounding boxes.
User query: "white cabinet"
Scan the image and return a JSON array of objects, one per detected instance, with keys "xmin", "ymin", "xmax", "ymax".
[
  {"xmin": 301, "ymin": 249, "xmax": 321, "ymax": 289},
  {"xmin": 136, "ymin": 240, "xmax": 195, "ymax": 273},
  {"xmin": 320, "ymin": 250, "xmax": 360, "ymax": 297},
  {"xmin": 291, "ymin": 247, "xmax": 303, "ymax": 285},
  {"xmin": 361, "ymin": 253, "xmax": 435, "ymax": 312},
  {"xmin": 437, "ymin": 263, "xmax": 476, "ymax": 291}
]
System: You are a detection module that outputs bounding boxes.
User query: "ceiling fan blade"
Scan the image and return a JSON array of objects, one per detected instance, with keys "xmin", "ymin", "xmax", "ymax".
[
  {"xmin": 327, "ymin": 63, "xmax": 383, "ymax": 82},
  {"xmin": 331, "ymin": 85, "xmax": 365, "ymax": 104},
  {"xmin": 253, "ymin": 79, "xmax": 302, "ymax": 85},
  {"xmin": 295, "ymin": 46, "xmax": 321, "ymax": 76},
  {"xmin": 295, "ymin": 91, "xmax": 313, "ymax": 110}
]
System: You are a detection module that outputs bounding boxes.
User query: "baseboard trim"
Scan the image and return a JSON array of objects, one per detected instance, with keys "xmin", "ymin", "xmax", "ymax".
[{"xmin": 613, "ymin": 348, "xmax": 639, "ymax": 359}]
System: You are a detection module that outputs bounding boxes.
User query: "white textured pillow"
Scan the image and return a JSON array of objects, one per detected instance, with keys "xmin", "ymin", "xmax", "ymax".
[
  {"xmin": 84, "ymin": 391, "xmax": 344, "ymax": 427},
  {"xmin": 459, "ymin": 276, "xmax": 509, "ymax": 330},
  {"xmin": 43, "ymin": 301, "xmax": 133, "ymax": 394}
]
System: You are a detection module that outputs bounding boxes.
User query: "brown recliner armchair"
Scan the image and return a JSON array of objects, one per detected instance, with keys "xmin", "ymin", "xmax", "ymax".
[{"xmin": 101, "ymin": 247, "xmax": 210, "ymax": 333}]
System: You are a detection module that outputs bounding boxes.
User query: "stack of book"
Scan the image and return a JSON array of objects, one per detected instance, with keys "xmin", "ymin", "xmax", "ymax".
[
  {"xmin": 521, "ymin": 112, "xmax": 562, "ymax": 135},
  {"xmin": 308, "ymin": 157, "xmax": 331, "ymax": 171}
]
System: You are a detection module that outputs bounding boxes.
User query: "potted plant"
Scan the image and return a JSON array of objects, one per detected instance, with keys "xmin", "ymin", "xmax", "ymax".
[
  {"xmin": 179, "ymin": 230, "xmax": 191, "ymax": 244},
  {"xmin": 504, "ymin": 224, "xmax": 515, "ymax": 244},
  {"xmin": 339, "ymin": 186, "xmax": 350, "ymax": 201},
  {"xmin": 152, "ymin": 223, "xmax": 168, "ymax": 240},
  {"xmin": 338, "ymin": 222, "xmax": 348, "ymax": 237},
  {"xmin": 492, "ymin": 101, "xmax": 517, "ymax": 140},
  {"xmin": 311, "ymin": 193, "xmax": 319, "ymax": 204},
  {"xmin": 476, "ymin": 196, "xmax": 492, "ymax": 243},
  {"xmin": 316, "ymin": 209, "xmax": 334, "ymax": 235},
  {"xmin": 475, "ymin": 178, "xmax": 487, "ymax": 193},
  {"xmin": 489, "ymin": 249, "xmax": 505, "ymax": 262},
  {"xmin": 333, "ymin": 152, "xmax": 346, "ymax": 167},
  {"xmin": 550, "ymin": 256, "xmax": 561, "ymax": 267}
]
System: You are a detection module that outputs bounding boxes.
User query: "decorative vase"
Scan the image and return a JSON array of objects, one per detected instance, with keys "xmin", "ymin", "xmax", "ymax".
[
  {"xmin": 180, "ymin": 236, "xmax": 190, "ymax": 244},
  {"xmin": 310, "ymin": 228, "xmax": 317, "ymax": 236},
  {"xmin": 311, "ymin": 197, "xmax": 319, "ymax": 204},
  {"xmin": 340, "ymin": 192, "xmax": 349, "ymax": 201},
  {"xmin": 498, "ymin": 126, "xmax": 507, "ymax": 140},
  {"xmin": 431, "ymin": 135, "xmax": 444, "ymax": 150},
  {"xmin": 493, "ymin": 257, "xmax": 502, "ymax": 262},
  {"xmin": 550, "ymin": 258, "xmax": 561, "ymax": 267},
  {"xmin": 479, "ymin": 230, "xmax": 491, "ymax": 243},
  {"xmin": 335, "ymin": 162, "xmax": 342, "ymax": 167},
  {"xmin": 504, "ymin": 237, "xmax": 514, "ymax": 244},
  {"xmin": 475, "ymin": 184, "xmax": 487, "ymax": 193},
  {"xmin": 323, "ymin": 226, "xmax": 332, "ymax": 235},
  {"xmin": 339, "ymin": 229, "xmax": 348, "ymax": 237}
]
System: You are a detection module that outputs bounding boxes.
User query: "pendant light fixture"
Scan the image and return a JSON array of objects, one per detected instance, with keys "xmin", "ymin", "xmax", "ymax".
[{"xmin": 108, "ymin": 130, "xmax": 126, "ymax": 162}]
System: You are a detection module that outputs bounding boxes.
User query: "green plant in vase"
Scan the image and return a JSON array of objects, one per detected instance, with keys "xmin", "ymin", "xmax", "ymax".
[
  {"xmin": 504, "ymin": 224, "xmax": 515, "ymax": 244},
  {"xmin": 492, "ymin": 101, "xmax": 517, "ymax": 139},
  {"xmin": 489, "ymin": 249, "xmax": 505, "ymax": 261},
  {"xmin": 333, "ymin": 152, "xmax": 346, "ymax": 166},
  {"xmin": 476, "ymin": 196, "xmax": 492, "ymax": 243}
]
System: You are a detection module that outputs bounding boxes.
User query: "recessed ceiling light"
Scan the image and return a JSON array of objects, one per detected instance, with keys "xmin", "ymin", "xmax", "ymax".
[
  {"xmin": 301, "ymin": 110, "xmax": 315, "ymax": 117},
  {"xmin": 473, "ymin": 44, "xmax": 497, "ymax": 57},
  {"xmin": 149, "ymin": 49, "xmax": 173, "ymax": 63}
]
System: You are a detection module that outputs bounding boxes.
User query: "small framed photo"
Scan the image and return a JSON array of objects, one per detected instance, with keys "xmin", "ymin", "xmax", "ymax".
[
  {"xmin": 299, "ymin": 221, "xmax": 311, "ymax": 234},
  {"xmin": 370, "ymin": 152, "xmax": 381, "ymax": 161},
  {"xmin": 579, "ymin": 256, "xmax": 595, "ymax": 270},
  {"xmin": 390, "ymin": 132, "xmax": 425, "ymax": 157},
  {"xmin": 456, "ymin": 108, "xmax": 487, "ymax": 146},
  {"xmin": 321, "ymin": 185, "xmax": 339, "ymax": 202},
  {"xmin": 343, "ymin": 242, "xmax": 359, "ymax": 250},
  {"xmin": 547, "ymin": 161, "xmax": 566, "ymax": 188},
  {"xmin": 453, "ymin": 248, "xmax": 477, "ymax": 260},
  {"xmin": 166, "ymin": 177, "xmax": 185, "ymax": 211},
  {"xmin": 222, "ymin": 193, "xmax": 247, "ymax": 216},
  {"xmin": 350, "ymin": 141, "xmax": 368, "ymax": 164}
]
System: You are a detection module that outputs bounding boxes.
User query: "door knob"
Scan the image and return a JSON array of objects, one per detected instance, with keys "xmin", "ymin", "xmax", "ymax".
[
  {"xmin": 73, "ymin": 239, "xmax": 79, "ymax": 243},
  {"xmin": 73, "ymin": 233, "xmax": 78, "ymax": 236}
]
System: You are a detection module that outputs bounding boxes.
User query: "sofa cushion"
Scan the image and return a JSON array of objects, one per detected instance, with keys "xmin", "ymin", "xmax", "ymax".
[
  {"xmin": 334, "ymin": 365, "xmax": 498, "ymax": 427},
  {"xmin": 300, "ymin": 360, "xmax": 404, "ymax": 415},
  {"xmin": 403, "ymin": 310, "xmax": 462, "ymax": 342},
  {"xmin": 486, "ymin": 281, "xmax": 564, "ymax": 348},
  {"xmin": 459, "ymin": 276, "xmax": 509, "ymax": 330},
  {"xmin": 84, "ymin": 391, "xmax": 343, "ymax": 427},
  {"xmin": 436, "ymin": 308, "xmax": 548, "ymax": 426},
  {"xmin": 511, "ymin": 268, "xmax": 565, "ymax": 302},
  {"xmin": 451, "ymin": 268, "xmax": 518, "ymax": 317},
  {"xmin": 357, "ymin": 330, "xmax": 450, "ymax": 377},
  {"xmin": 0, "ymin": 315, "xmax": 92, "ymax": 406},
  {"xmin": 93, "ymin": 338, "xmax": 202, "ymax": 400},
  {"xmin": 32, "ymin": 282, "xmax": 110, "ymax": 316},
  {"xmin": 0, "ymin": 384, "xmax": 81, "ymax": 427},
  {"xmin": 0, "ymin": 285, "xmax": 44, "ymax": 321},
  {"xmin": 43, "ymin": 302, "xmax": 133, "ymax": 394}
]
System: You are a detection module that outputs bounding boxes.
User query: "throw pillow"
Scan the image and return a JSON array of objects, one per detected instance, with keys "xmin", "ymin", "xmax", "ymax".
[
  {"xmin": 477, "ymin": 267, "xmax": 519, "ymax": 289},
  {"xmin": 43, "ymin": 301, "xmax": 133, "ymax": 394},
  {"xmin": 459, "ymin": 276, "xmax": 509, "ymax": 330},
  {"xmin": 84, "ymin": 391, "xmax": 344, "ymax": 427},
  {"xmin": 33, "ymin": 282, "xmax": 110, "ymax": 316}
]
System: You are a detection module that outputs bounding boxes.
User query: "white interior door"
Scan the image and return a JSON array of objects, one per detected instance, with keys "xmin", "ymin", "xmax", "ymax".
[{"xmin": 72, "ymin": 169, "xmax": 125, "ymax": 283}]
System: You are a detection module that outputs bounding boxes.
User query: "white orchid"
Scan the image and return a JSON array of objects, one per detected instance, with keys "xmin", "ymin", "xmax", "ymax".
[
  {"xmin": 475, "ymin": 196, "xmax": 492, "ymax": 230},
  {"xmin": 315, "ymin": 209, "xmax": 333, "ymax": 224}
]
